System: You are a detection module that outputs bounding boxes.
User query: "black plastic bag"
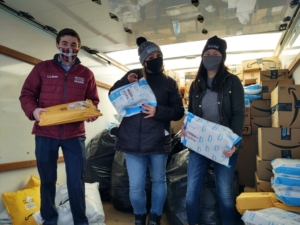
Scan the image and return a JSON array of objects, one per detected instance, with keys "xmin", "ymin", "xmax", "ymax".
[
  {"xmin": 85, "ymin": 129, "xmax": 116, "ymax": 201},
  {"xmin": 165, "ymin": 149, "xmax": 239, "ymax": 225}
]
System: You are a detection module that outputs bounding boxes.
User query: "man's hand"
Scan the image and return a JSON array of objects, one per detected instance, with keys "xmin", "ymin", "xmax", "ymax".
[
  {"xmin": 86, "ymin": 110, "xmax": 100, "ymax": 122},
  {"xmin": 33, "ymin": 108, "xmax": 48, "ymax": 122}
]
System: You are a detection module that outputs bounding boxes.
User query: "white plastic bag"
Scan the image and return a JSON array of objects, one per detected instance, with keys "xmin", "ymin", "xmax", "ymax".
[{"xmin": 55, "ymin": 183, "xmax": 105, "ymax": 225}]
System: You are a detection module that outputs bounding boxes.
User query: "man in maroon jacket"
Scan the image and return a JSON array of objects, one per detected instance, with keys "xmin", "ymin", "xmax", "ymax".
[{"xmin": 19, "ymin": 28, "xmax": 100, "ymax": 225}]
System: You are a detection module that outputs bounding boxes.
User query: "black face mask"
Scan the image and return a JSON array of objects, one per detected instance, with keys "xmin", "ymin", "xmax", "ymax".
[{"xmin": 146, "ymin": 57, "xmax": 163, "ymax": 73}]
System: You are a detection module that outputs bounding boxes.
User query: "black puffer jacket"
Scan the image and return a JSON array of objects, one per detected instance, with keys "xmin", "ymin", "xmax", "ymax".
[
  {"xmin": 188, "ymin": 72, "xmax": 245, "ymax": 152},
  {"xmin": 109, "ymin": 69, "xmax": 184, "ymax": 155}
]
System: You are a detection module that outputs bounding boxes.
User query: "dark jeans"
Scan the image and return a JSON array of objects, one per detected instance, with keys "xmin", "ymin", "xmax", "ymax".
[
  {"xmin": 35, "ymin": 135, "xmax": 88, "ymax": 225},
  {"xmin": 186, "ymin": 150, "xmax": 239, "ymax": 225}
]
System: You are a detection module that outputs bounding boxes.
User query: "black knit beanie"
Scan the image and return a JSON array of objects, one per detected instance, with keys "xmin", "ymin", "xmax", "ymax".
[
  {"xmin": 202, "ymin": 36, "xmax": 227, "ymax": 60},
  {"xmin": 136, "ymin": 37, "xmax": 162, "ymax": 64}
]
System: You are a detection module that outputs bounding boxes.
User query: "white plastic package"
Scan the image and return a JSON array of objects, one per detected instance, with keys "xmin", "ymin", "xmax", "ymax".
[
  {"xmin": 109, "ymin": 78, "xmax": 157, "ymax": 117},
  {"xmin": 55, "ymin": 182, "xmax": 105, "ymax": 225},
  {"xmin": 273, "ymin": 173, "xmax": 300, "ymax": 187},
  {"xmin": 271, "ymin": 177, "xmax": 300, "ymax": 207},
  {"xmin": 242, "ymin": 207, "xmax": 300, "ymax": 225},
  {"xmin": 271, "ymin": 158, "xmax": 300, "ymax": 177},
  {"xmin": 181, "ymin": 112, "xmax": 241, "ymax": 167}
]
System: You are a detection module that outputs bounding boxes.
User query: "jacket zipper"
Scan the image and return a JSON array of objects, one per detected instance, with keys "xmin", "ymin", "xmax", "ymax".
[
  {"xmin": 219, "ymin": 74, "xmax": 230, "ymax": 124},
  {"xmin": 60, "ymin": 72, "xmax": 68, "ymax": 140},
  {"xmin": 138, "ymin": 114, "xmax": 143, "ymax": 155}
]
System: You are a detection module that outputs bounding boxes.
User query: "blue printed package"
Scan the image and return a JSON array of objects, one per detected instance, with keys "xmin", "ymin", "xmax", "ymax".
[
  {"xmin": 242, "ymin": 207, "xmax": 300, "ymax": 225},
  {"xmin": 109, "ymin": 78, "xmax": 157, "ymax": 117},
  {"xmin": 181, "ymin": 112, "xmax": 241, "ymax": 167},
  {"xmin": 271, "ymin": 158, "xmax": 300, "ymax": 177},
  {"xmin": 271, "ymin": 177, "xmax": 300, "ymax": 206}
]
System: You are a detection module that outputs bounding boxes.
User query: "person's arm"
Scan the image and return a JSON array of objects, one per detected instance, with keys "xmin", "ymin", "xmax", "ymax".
[
  {"xmin": 187, "ymin": 81, "xmax": 194, "ymax": 113},
  {"xmin": 229, "ymin": 76, "xmax": 245, "ymax": 137},
  {"xmin": 108, "ymin": 69, "xmax": 142, "ymax": 95},
  {"xmin": 85, "ymin": 70, "xmax": 100, "ymax": 107},
  {"xmin": 85, "ymin": 70, "xmax": 100, "ymax": 122},
  {"xmin": 19, "ymin": 66, "xmax": 42, "ymax": 120},
  {"xmin": 153, "ymin": 81, "xmax": 184, "ymax": 122}
]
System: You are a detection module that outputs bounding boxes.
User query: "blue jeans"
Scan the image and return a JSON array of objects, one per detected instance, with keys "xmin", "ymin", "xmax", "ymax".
[
  {"xmin": 186, "ymin": 150, "xmax": 239, "ymax": 225},
  {"xmin": 125, "ymin": 153, "xmax": 168, "ymax": 215},
  {"xmin": 35, "ymin": 136, "xmax": 88, "ymax": 225}
]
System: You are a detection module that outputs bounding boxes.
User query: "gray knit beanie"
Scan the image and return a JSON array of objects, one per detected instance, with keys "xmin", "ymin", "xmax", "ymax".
[{"xmin": 136, "ymin": 37, "xmax": 162, "ymax": 64}]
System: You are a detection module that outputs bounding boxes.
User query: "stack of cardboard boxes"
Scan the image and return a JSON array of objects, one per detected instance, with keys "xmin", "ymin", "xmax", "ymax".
[
  {"xmin": 242, "ymin": 56, "xmax": 282, "ymax": 86},
  {"xmin": 236, "ymin": 57, "xmax": 296, "ymax": 190}
]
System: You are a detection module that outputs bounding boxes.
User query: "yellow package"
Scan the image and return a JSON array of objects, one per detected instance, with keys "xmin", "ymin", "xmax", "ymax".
[
  {"xmin": 236, "ymin": 192, "xmax": 300, "ymax": 215},
  {"xmin": 2, "ymin": 187, "xmax": 40, "ymax": 225},
  {"xmin": 39, "ymin": 99, "xmax": 102, "ymax": 126},
  {"xmin": 25, "ymin": 175, "xmax": 41, "ymax": 189}
]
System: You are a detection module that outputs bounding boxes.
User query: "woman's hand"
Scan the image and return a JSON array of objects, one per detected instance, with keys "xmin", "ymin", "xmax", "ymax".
[
  {"xmin": 127, "ymin": 73, "xmax": 139, "ymax": 83},
  {"xmin": 141, "ymin": 104, "xmax": 156, "ymax": 118},
  {"xmin": 181, "ymin": 124, "xmax": 187, "ymax": 136},
  {"xmin": 223, "ymin": 146, "xmax": 236, "ymax": 158}
]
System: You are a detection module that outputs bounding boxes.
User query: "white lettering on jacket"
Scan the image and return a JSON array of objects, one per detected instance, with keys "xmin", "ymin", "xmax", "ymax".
[
  {"xmin": 74, "ymin": 76, "xmax": 84, "ymax": 84},
  {"xmin": 47, "ymin": 75, "xmax": 58, "ymax": 78}
]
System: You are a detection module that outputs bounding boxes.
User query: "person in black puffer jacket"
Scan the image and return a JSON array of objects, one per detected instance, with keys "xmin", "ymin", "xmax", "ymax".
[
  {"xmin": 181, "ymin": 36, "xmax": 245, "ymax": 225},
  {"xmin": 109, "ymin": 37, "xmax": 184, "ymax": 225}
]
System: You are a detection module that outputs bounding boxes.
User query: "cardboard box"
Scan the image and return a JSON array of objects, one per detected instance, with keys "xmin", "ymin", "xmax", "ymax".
[
  {"xmin": 244, "ymin": 107, "xmax": 251, "ymax": 126},
  {"xmin": 255, "ymin": 172, "xmax": 273, "ymax": 192},
  {"xmin": 251, "ymin": 117, "xmax": 271, "ymax": 134},
  {"xmin": 260, "ymin": 69, "xmax": 289, "ymax": 80},
  {"xmin": 271, "ymin": 84, "xmax": 300, "ymax": 128},
  {"xmin": 243, "ymin": 125, "xmax": 251, "ymax": 135},
  {"xmin": 179, "ymin": 20, "xmax": 197, "ymax": 34},
  {"xmin": 165, "ymin": 70, "xmax": 181, "ymax": 87},
  {"xmin": 261, "ymin": 79, "xmax": 294, "ymax": 99},
  {"xmin": 171, "ymin": 115, "xmax": 185, "ymax": 135},
  {"xmin": 261, "ymin": 57, "xmax": 282, "ymax": 70},
  {"xmin": 256, "ymin": 155, "xmax": 273, "ymax": 181},
  {"xmin": 166, "ymin": 3, "xmax": 199, "ymax": 17},
  {"xmin": 236, "ymin": 135, "xmax": 258, "ymax": 187},
  {"xmin": 242, "ymin": 57, "xmax": 281, "ymax": 72},
  {"xmin": 243, "ymin": 70, "xmax": 260, "ymax": 84},
  {"xmin": 258, "ymin": 127, "xmax": 300, "ymax": 160},
  {"xmin": 251, "ymin": 8, "xmax": 268, "ymax": 25},
  {"xmin": 229, "ymin": 67, "xmax": 243, "ymax": 81},
  {"xmin": 244, "ymin": 78, "xmax": 257, "ymax": 86},
  {"xmin": 250, "ymin": 100, "xmax": 271, "ymax": 117}
]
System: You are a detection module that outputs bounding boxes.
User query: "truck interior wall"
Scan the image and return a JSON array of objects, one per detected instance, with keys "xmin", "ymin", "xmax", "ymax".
[{"xmin": 0, "ymin": 11, "xmax": 122, "ymax": 212}]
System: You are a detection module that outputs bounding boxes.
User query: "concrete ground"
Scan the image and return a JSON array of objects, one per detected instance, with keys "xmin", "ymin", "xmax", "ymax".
[{"xmin": 102, "ymin": 201, "xmax": 170, "ymax": 225}]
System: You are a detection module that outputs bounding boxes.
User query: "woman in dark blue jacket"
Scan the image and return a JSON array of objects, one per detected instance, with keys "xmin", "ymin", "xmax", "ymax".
[
  {"xmin": 109, "ymin": 37, "xmax": 184, "ymax": 225},
  {"xmin": 182, "ymin": 36, "xmax": 245, "ymax": 225}
]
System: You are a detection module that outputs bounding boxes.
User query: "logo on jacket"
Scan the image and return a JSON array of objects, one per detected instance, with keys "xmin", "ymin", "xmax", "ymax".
[
  {"xmin": 47, "ymin": 75, "xmax": 58, "ymax": 78},
  {"xmin": 74, "ymin": 76, "xmax": 84, "ymax": 84}
]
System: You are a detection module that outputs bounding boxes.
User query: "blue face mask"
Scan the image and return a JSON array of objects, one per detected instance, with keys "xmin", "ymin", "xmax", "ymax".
[{"xmin": 203, "ymin": 56, "xmax": 222, "ymax": 71}]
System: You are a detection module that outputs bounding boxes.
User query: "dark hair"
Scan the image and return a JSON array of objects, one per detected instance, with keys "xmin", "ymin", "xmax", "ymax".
[
  {"xmin": 193, "ymin": 60, "xmax": 228, "ymax": 93},
  {"xmin": 56, "ymin": 28, "xmax": 81, "ymax": 47}
]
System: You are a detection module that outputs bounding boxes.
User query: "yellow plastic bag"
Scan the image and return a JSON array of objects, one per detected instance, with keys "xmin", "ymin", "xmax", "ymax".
[
  {"xmin": 25, "ymin": 175, "xmax": 41, "ymax": 189},
  {"xmin": 236, "ymin": 192, "xmax": 300, "ymax": 215},
  {"xmin": 39, "ymin": 99, "xmax": 102, "ymax": 126},
  {"xmin": 2, "ymin": 187, "xmax": 40, "ymax": 225}
]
